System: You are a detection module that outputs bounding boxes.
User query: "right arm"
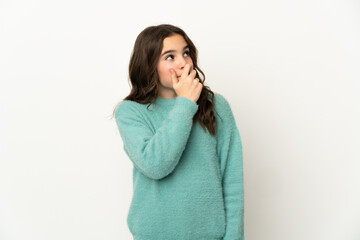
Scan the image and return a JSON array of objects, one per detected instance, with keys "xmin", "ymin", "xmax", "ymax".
[{"xmin": 115, "ymin": 96, "xmax": 198, "ymax": 180}]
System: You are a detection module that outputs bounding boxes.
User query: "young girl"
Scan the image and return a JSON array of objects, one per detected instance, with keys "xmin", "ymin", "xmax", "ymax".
[{"xmin": 113, "ymin": 24, "xmax": 245, "ymax": 240}]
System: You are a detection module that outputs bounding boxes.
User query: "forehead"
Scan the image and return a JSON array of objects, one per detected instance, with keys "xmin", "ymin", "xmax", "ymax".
[{"xmin": 162, "ymin": 34, "xmax": 188, "ymax": 51}]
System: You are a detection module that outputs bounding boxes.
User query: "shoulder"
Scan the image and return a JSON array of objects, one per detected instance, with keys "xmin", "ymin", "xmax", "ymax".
[
  {"xmin": 212, "ymin": 92, "xmax": 239, "ymax": 136},
  {"xmin": 213, "ymin": 92, "xmax": 234, "ymax": 118},
  {"xmin": 114, "ymin": 100, "xmax": 144, "ymax": 119}
]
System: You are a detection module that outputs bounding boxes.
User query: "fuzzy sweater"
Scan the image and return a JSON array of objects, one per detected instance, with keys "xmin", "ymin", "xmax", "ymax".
[{"xmin": 114, "ymin": 93, "xmax": 245, "ymax": 240}]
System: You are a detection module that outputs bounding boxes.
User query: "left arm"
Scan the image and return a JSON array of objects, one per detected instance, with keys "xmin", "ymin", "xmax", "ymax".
[{"xmin": 216, "ymin": 94, "xmax": 245, "ymax": 240}]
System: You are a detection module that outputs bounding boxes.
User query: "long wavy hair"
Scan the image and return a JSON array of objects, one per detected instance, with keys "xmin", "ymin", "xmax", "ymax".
[{"xmin": 112, "ymin": 24, "xmax": 220, "ymax": 136}]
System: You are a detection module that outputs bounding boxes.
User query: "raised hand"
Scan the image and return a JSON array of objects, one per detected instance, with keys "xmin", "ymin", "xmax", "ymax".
[{"xmin": 170, "ymin": 64, "xmax": 203, "ymax": 103}]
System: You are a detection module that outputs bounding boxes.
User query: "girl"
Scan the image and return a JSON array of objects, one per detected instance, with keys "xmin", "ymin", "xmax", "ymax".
[{"xmin": 113, "ymin": 24, "xmax": 245, "ymax": 240}]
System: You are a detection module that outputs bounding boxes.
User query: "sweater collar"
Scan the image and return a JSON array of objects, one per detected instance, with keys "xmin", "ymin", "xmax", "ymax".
[{"xmin": 153, "ymin": 97, "xmax": 177, "ymax": 107}]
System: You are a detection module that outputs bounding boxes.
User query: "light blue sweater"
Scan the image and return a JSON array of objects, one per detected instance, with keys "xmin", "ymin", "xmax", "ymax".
[{"xmin": 115, "ymin": 93, "xmax": 245, "ymax": 240}]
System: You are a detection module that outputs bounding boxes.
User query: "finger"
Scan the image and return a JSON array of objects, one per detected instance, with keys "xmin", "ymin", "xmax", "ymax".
[
  {"xmin": 196, "ymin": 79, "xmax": 203, "ymax": 89},
  {"xmin": 194, "ymin": 78, "xmax": 202, "ymax": 84},
  {"xmin": 181, "ymin": 64, "xmax": 191, "ymax": 79},
  {"xmin": 169, "ymin": 68, "xmax": 178, "ymax": 85},
  {"xmin": 189, "ymin": 69, "xmax": 197, "ymax": 79}
]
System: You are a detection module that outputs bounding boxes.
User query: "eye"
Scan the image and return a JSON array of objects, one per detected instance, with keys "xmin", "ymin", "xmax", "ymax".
[
  {"xmin": 165, "ymin": 54, "xmax": 174, "ymax": 60},
  {"xmin": 184, "ymin": 51, "xmax": 190, "ymax": 57}
]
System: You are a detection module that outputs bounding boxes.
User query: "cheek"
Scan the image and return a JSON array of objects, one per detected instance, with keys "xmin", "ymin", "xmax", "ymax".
[
  {"xmin": 158, "ymin": 64, "xmax": 172, "ymax": 80},
  {"xmin": 187, "ymin": 58, "xmax": 194, "ymax": 69}
]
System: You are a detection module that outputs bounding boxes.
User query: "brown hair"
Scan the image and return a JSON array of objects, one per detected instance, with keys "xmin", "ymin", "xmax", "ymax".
[{"xmin": 111, "ymin": 24, "xmax": 220, "ymax": 136}]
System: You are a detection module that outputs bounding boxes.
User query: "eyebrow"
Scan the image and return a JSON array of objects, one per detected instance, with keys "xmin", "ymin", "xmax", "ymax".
[{"xmin": 161, "ymin": 45, "xmax": 189, "ymax": 57}]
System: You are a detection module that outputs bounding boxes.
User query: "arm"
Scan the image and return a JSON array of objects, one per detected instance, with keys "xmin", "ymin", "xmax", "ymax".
[
  {"xmin": 216, "ymin": 94, "xmax": 245, "ymax": 240},
  {"xmin": 115, "ymin": 96, "xmax": 198, "ymax": 180}
]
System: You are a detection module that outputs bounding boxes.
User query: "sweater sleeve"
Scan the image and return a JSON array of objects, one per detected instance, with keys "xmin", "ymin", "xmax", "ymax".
[
  {"xmin": 115, "ymin": 96, "xmax": 199, "ymax": 180},
  {"xmin": 215, "ymin": 94, "xmax": 245, "ymax": 240}
]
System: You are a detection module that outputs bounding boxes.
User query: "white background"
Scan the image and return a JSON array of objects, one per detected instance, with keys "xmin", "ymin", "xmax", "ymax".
[{"xmin": 1, "ymin": 0, "xmax": 359, "ymax": 239}]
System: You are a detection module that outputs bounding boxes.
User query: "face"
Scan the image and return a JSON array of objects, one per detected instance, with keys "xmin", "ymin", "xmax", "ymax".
[{"xmin": 156, "ymin": 34, "xmax": 194, "ymax": 98}]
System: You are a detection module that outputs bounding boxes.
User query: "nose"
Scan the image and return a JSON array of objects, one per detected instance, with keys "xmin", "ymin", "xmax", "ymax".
[
  {"xmin": 178, "ymin": 57, "xmax": 192, "ymax": 70},
  {"xmin": 178, "ymin": 55, "xmax": 187, "ymax": 69}
]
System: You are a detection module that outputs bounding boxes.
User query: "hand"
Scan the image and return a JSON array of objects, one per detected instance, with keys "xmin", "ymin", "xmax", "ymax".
[{"xmin": 170, "ymin": 64, "xmax": 203, "ymax": 103}]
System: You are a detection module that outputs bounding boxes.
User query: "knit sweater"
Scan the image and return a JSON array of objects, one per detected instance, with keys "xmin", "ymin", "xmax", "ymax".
[{"xmin": 114, "ymin": 93, "xmax": 245, "ymax": 240}]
